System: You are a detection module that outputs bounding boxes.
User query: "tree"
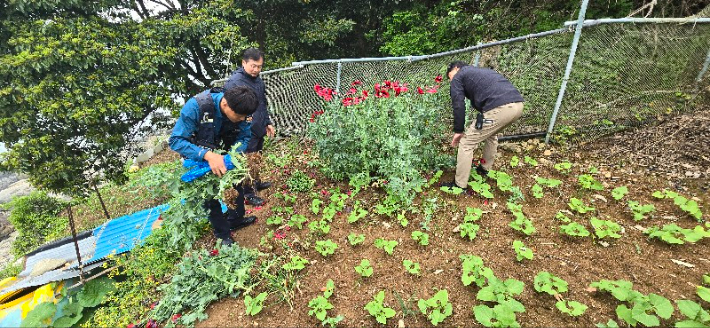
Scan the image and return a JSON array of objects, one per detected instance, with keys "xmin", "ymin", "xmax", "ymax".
[{"xmin": 0, "ymin": 0, "xmax": 251, "ymax": 195}]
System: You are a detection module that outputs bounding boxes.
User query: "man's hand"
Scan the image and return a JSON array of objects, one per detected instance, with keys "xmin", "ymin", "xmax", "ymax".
[
  {"xmin": 204, "ymin": 151, "xmax": 227, "ymax": 177},
  {"xmin": 451, "ymin": 133, "xmax": 464, "ymax": 147},
  {"xmin": 265, "ymin": 124, "xmax": 276, "ymax": 138}
]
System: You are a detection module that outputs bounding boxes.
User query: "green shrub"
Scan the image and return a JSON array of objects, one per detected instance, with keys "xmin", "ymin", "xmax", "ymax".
[
  {"xmin": 286, "ymin": 170, "xmax": 315, "ymax": 192},
  {"xmin": 307, "ymin": 81, "xmax": 451, "ymax": 205},
  {"xmin": 2, "ymin": 191, "xmax": 67, "ymax": 257}
]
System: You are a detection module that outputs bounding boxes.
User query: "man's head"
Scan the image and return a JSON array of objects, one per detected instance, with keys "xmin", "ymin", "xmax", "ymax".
[
  {"xmin": 447, "ymin": 61, "xmax": 469, "ymax": 80},
  {"xmin": 220, "ymin": 86, "xmax": 258, "ymax": 122},
  {"xmin": 241, "ymin": 48, "xmax": 264, "ymax": 78}
]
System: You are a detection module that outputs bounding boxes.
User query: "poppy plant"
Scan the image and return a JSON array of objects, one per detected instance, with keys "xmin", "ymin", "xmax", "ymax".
[{"xmin": 209, "ymin": 249, "xmax": 219, "ymax": 256}]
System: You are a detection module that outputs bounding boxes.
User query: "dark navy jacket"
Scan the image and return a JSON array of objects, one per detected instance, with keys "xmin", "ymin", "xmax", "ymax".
[
  {"xmin": 450, "ymin": 66, "xmax": 524, "ymax": 133},
  {"xmin": 224, "ymin": 67, "xmax": 272, "ymax": 138},
  {"xmin": 169, "ymin": 92, "xmax": 251, "ymax": 161}
]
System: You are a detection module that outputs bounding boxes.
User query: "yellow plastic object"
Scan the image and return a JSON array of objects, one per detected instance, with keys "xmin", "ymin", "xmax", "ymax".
[{"xmin": 0, "ymin": 278, "xmax": 64, "ymax": 325}]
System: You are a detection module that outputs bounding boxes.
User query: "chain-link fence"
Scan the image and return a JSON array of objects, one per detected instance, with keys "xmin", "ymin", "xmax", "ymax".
[{"xmin": 215, "ymin": 15, "xmax": 710, "ymax": 144}]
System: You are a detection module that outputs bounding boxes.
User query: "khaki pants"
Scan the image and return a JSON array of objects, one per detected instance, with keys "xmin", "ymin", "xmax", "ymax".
[{"xmin": 455, "ymin": 102, "xmax": 524, "ymax": 187}]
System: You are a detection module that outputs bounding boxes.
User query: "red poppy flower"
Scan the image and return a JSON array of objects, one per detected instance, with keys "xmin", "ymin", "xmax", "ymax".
[
  {"xmin": 351, "ymin": 80, "xmax": 363, "ymax": 86},
  {"xmin": 417, "ymin": 87, "xmax": 424, "ymax": 94},
  {"xmin": 172, "ymin": 314, "xmax": 182, "ymax": 323},
  {"xmin": 150, "ymin": 302, "xmax": 158, "ymax": 310},
  {"xmin": 435, "ymin": 75, "xmax": 443, "ymax": 83},
  {"xmin": 209, "ymin": 249, "xmax": 219, "ymax": 256},
  {"xmin": 146, "ymin": 319, "xmax": 158, "ymax": 328},
  {"xmin": 362, "ymin": 90, "xmax": 369, "ymax": 98},
  {"xmin": 127, "ymin": 324, "xmax": 136, "ymax": 328}
]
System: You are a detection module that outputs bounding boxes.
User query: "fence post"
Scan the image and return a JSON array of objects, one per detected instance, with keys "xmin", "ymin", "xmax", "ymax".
[
  {"xmin": 335, "ymin": 61, "xmax": 342, "ymax": 95},
  {"xmin": 695, "ymin": 47, "xmax": 710, "ymax": 91},
  {"xmin": 544, "ymin": 0, "xmax": 590, "ymax": 144}
]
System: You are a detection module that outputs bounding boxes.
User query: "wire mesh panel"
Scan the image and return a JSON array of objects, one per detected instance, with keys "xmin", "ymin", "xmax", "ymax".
[{"xmin": 554, "ymin": 23, "xmax": 710, "ymax": 142}]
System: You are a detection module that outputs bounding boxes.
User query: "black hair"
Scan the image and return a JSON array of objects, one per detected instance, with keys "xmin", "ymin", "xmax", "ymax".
[
  {"xmin": 447, "ymin": 61, "xmax": 469, "ymax": 75},
  {"xmin": 223, "ymin": 86, "xmax": 258, "ymax": 116},
  {"xmin": 242, "ymin": 48, "xmax": 264, "ymax": 62}
]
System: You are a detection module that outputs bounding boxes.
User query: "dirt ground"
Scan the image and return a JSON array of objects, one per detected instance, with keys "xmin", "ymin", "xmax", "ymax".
[{"xmin": 193, "ymin": 109, "xmax": 710, "ymax": 327}]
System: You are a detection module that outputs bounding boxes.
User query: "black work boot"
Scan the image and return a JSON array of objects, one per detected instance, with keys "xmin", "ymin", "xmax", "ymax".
[
  {"xmin": 476, "ymin": 164, "xmax": 489, "ymax": 177},
  {"xmin": 255, "ymin": 180, "xmax": 272, "ymax": 191},
  {"xmin": 245, "ymin": 195, "xmax": 265, "ymax": 206},
  {"xmin": 229, "ymin": 216, "xmax": 257, "ymax": 231}
]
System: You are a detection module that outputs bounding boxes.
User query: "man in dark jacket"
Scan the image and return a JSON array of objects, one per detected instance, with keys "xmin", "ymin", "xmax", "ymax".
[
  {"xmin": 169, "ymin": 86, "xmax": 259, "ymax": 246},
  {"xmin": 224, "ymin": 48, "xmax": 274, "ymax": 206},
  {"xmin": 442, "ymin": 61, "xmax": 525, "ymax": 190}
]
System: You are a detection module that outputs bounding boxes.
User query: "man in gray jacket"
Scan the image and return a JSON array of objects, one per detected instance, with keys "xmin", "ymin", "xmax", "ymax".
[
  {"xmin": 442, "ymin": 61, "xmax": 524, "ymax": 190},
  {"xmin": 224, "ymin": 48, "xmax": 275, "ymax": 206}
]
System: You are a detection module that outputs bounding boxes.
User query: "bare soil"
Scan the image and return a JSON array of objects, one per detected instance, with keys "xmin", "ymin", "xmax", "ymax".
[{"xmin": 190, "ymin": 110, "xmax": 710, "ymax": 327}]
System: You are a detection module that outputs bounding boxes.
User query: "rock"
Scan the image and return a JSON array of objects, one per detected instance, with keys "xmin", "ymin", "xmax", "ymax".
[
  {"xmin": 592, "ymin": 195, "xmax": 608, "ymax": 203},
  {"xmin": 499, "ymin": 143, "xmax": 522, "ymax": 153},
  {"xmin": 604, "ymin": 172, "xmax": 611, "ymax": 178},
  {"xmin": 543, "ymin": 150, "xmax": 552, "ymax": 156},
  {"xmin": 398, "ymin": 319, "xmax": 406, "ymax": 328},
  {"xmin": 0, "ymin": 179, "xmax": 34, "ymax": 205}
]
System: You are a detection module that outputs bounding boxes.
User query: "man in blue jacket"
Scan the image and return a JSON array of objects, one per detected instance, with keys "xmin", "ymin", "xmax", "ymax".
[
  {"xmin": 442, "ymin": 61, "xmax": 524, "ymax": 190},
  {"xmin": 169, "ymin": 86, "xmax": 259, "ymax": 246},
  {"xmin": 224, "ymin": 48, "xmax": 275, "ymax": 206}
]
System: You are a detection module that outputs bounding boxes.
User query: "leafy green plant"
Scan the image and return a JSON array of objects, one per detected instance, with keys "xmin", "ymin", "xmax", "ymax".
[
  {"xmin": 411, "ymin": 231, "xmax": 430, "ymax": 246},
  {"xmin": 675, "ymin": 300, "xmax": 710, "ymax": 327},
  {"xmin": 508, "ymin": 202, "xmax": 535, "ymax": 235},
  {"xmin": 628, "ymin": 201, "xmax": 655, "ymax": 221},
  {"xmin": 512, "ymin": 240, "xmax": 533, "ymax": 261},
  {"xmin": 311, "ymin": 198, "xmax": 323, "ymax": 215},
  {"xmin": 308, "ymin": 220, "xmax": 331, "ymax": 235},
  {"xmin": 288, "ymin": 214, "xmax": 308, "ymax": 230},
  {"xmin": 524, "ymin": 156, "xmax": 538, "ymax": 167},
  {"xmin": 348, "ymin": 201, "xmax": 368, "ymax": 223},
  {"xmin": 2, "ymin": 191, "xmax": 67, "ymax": 257},
  {"xmin": 374, "ymin": 238, "xmax": 398, "ymax": 255},
  {"xmin": 555, "ymin": 211, "xmax": 572, "ymax": 223},
  {"xmin": 536, "ymin": 177, "xmax": 562, "ymax": 188},
  {"xmin": 459, "ymin": 222, "xmax": 481, "ymax": 241},
  {"xmin": 266, "ymin": 215, "xmax": 284, "ymax": 226},
  {"xmin": 556, "ymin": 300, "xmax": 588, "ymax": 317},
  {"xmin": 475, "ymin": 277, "xmax": 526, "ymax": 326},
  {"xmin": 364, "ymin": 291, "xmax": 397, "ymax": 325},
  {"xmin": 244, "ymin": 292, "xmax": 268, "ymax": 316},
  {"xmin": 418, "ymin": 289, "xmax": 453, "ymax": 326},
  {"xmin": 645, "ymin": 224, "xmax": 708, "ymax": 244},
  {"xmin": 531, "ymin": 184, "xmax": 544, "ymax": 199},
  {"xmin": 554, "ymin": 161, "xmax": 573, "ymax": 174},
  {"xmin": 348, "ymin": 233, "xmax": 365, "ymax": 246},
  {"xmin": 489, "ymin": 170, "xmax": 515, "ymax": 193},
  {"xmin": 473, "ymin": 300, "xmax": 526, "ymax": 328},
  {"xmin": 590, "ymin": 217, "xmax": 622, "ymax": 239},
  {"xmin": 151, "ymin": 244, "xmax": 258, "ymax": 327},
  {"xmin": 611, "ymin": 186, "xmax": 629, "ymax": 200},
  {"xmin": 652, "ymin": 189, "xmax": 704, "ymax": 221},
  {"xmin": 468, "ymin": 179, "xmax": 495, "ymax": 198},
  {"xmin": 534, "ymin": 271, "xmax": 568, "ymax": 296},
  {"xmin": 315, "ymin": 239, "xmax": 338, "ymax": 257},
  {"xmin": 569, "ymin": 198, "xmax": 595, "ymax": 214},
  {"xmin": 460, "ymin": 254, "xmax": 494, "ymax": 288},
  {"xmin": 440, "ymin": 185, "xmax": 464, "ymax": 195},
  {"xmin": 560, "ymin": 222, "xmax": 591, "ymax": 237},
  {"xmin": 308, "ymin": 280, "xmax": 343, "ymax": 326},
  {"xmin": 286, "ymin": 170, "xmax": 315, "ymax": 192},
  {"xmin": 578, "ymin": 174, "xmax": 604, "ymax": 191},
  {"xmin": 589, "ymin": 279, "xmax": 674, "ymax": 327},
  {"xmin": 282, "ymin": 255, "xmax": 309, "ymax": 271},
  {"xmin": 510, "ymin": 156, "xmax": 520, "ymax": 167},
  {"xmin": 403, "ymin": 260, "xmax": 421, "ymax": 276},
  {"xmin": 397, "ymin": 211, "xmax": 409, "ymax": 227},
  {"xmin": 355, "ymin": 259, "xmax": 374, "ymax": 277}
]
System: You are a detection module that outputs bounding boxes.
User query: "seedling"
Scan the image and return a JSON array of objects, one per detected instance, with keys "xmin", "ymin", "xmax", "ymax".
[
  {"xmin": 524, "ymin": 156, "xmax": 538, "ymax": 167},
  {"xmin": 590, "ymin": 217, "xmax": 622, "ymax": 239},
  {"xmin": 534, "ymin": 271, "xmax": 568, "ymax": 296},
  {"xmin": 578, "ymin": 174, "xmax": 604, "ymax": 191},
  {"xmin": 266, "ymin": 215, "xmax": 284, "ymax": 226},
  {"xmin": 510, "ymin": 156, "xmax": 520, "ymax": 167},
  {"xmin": 464, "ymin": 207, "xmax": 484, "ymax": 222},
  {"xmin": 418, "ymin": 289, "xmax": 453, "ymax": 326},
  {"xmin": 568, "ymin": 198, "xmax": 595, "ymax": 214},
  {"xmin": 244, "ymin": 292, "xmax": 268, "ymax": 316},
  {"xmin": 308, "ymin": 220, "xmax": 331, "ymax": 235},
  {"xmin": 611, "ymin": 186, "xmax": 628, "ymax": 201},
  {"xmin": 355, "ymin": 259, "xmax": 373, "ymax": 277},
  {"xmin": 476, "ymin": 277, "xmax": 525, "ymax": 311},
  {"xmin": 535, "ymin": 177, "xmax": 562, "ymax": 188},
  {"xmin": 286, "ymin": 170, "xmax": 315, "ymax": 192},
  {"xmin": 426, "ymin": 171, "xmax": 444, "ymax": 187},
  {"xmin": 508, "ymin": 202, "xmax": 535, "ymax": 235},
  {"xmin": 348, "ymin": 202, "xmax": 367, "ymax": 223},
  {"xmin": 468, "ymin": 180, "xmax": 495, "ymax": 198},
  {"xmin": 473, "ymin": 301, "xmax": 525, "ymax": 328},
  {"xmin": 311, "ymin": 198, "xmax": 323, "ymax": 215},
  {"xmin": 460, "ymin": 254, "xmax": 494, "ymax": 288},
  {"xmin": 403, "ymin": 260, "xmax": 421, "ymax": 276},
  {"xmin": 555, "ymin": 300, "xmax": 587, "ymax": 317},
  {"xmin": 645, "ymin": 224, "xmax": 708, "ymax": 244},
  {"xmin": 288, "ymin": 214, "xmax": 307, "ymax": 230},
  {"xmin": 459, "ymin": 222, "xmax": 480, "ymax": 241},
  {"xmin": 590, "ymin": 279, "xmax": 674, "ymax": 327},
  {"xmin": 560, "ymin": 222, "xmax": 591, "ymax": 237},
  {"xmin": 282, "ymin": 255, "xmax": 308, "ymax": 271},
  {"xmin": 512, "ymin": 240, "xmax": 533, "ymax": 261},
  {"xmin": 675, "ymin": 300, "xmax": 710, "ymax": 327},
  {"xmin": 531, "ymin": 184, "xmax": 544, "ymax": 199},
  {"xmin": 308, "ymin": 279, "xmax": 341, "ymax": 325},
  {"xmin": 489, "ymin": 170, "xmax": 514, "ymax": 193},
  {"xmin": 364, "ymin": 291, "xmax": 397, "ymax": 325},
  {"xmin": 315, "ymin": 239, "xmax": 338, "ymax": 257},
  {"xmin": 652, "ymin": 189, "xmax": 704, "ymax": 221},
  {"xmin": 440, "ymin": 186, "xmax": 464, "ymax": 195},
  {"xmin": 347, "ymin": 233, "xmax": 365, "ymax": 246},
  {"xmin": 555, "ymin": 211, "xmax": 572, "ymax": 223},
  {"xmin": 554, "ymin": 161, "xmax": 573, "ymax": 174},
  {"xmin": 411, "ymin": 231, "xmax": 430, "ymax": 246},
  {"xmin": 627, "ymin": 201, "xmax": 655, "ymax": 221},
  {"xmin": 374, "ymin": 238, "xmax": 398, "ymax": 255},
  {"xmin": 397, "ymin": 212, "xmax": 409, "ymax": 227}
]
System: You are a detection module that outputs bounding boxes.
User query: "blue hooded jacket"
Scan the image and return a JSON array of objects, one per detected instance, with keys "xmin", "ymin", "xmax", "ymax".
[{"xmin": 224, "ymin": 67, "xmax": 272, "ymax": 138}]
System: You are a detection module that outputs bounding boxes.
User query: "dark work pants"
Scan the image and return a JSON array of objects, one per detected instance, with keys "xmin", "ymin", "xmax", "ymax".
[
  {"xmin": 244, "ymin": 134, "xmax": 265, "ymax": 197},
  {"xmin": 204, "ymin": 183, "xmax": 245, "ymax": 240}
]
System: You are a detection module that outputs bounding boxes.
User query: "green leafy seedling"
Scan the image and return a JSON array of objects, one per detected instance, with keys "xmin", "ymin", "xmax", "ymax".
[
  {"xmin": 418, "ymin": 289, "xmax": 453, "ymax": 326},
  {"xmin": 282, "ymin": 256, "xmax": 308, "ymax": 271},
  {"xmin": 374, "ymin": 238, "xmax": 398, "ymax": 255},
  {"xmin": 315, "ymin": 239, "xmax": 338, "ymax": 257},
  {"xmin": 534, "ymin": 271, "xmax": 568, "ymax": 296},
  {"xmin": 244, "ymin": 292, "xmax": 268, "ymax": 316},
  {"xmin": 347, "ymin": 233, "xmax": 365, "ymax": 246},
  {"xmin": 355, "ymin": 259, "xmax": 373, "ymax": 277},
  {"xmin": 556, "ymin": 300, "xmax": 587, "ymax": 317},
  {"xmin": 403, "ymin": 260, "xmax": 421, "ymax": 276},
  {"xmin": 364, "ymin": 291, "xmax": 396, "ymax": 325},
  {"xmin": 411, "ymin": 231, "xmax": 429, "ymax": 246},
  {"xmin": 512, "ymin": 240, "xmax": 533, "ymax": 261},
  {"xmin": 560, "ymin": 222, "xmax": 590, "ymax": 237},
  {"xmin": 611, "ymin": 186, "xmax": 628, "ymax": 200},
  {"xmin": 590, "ymin": 217, "xmax": 622, "ymax": 239}
]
